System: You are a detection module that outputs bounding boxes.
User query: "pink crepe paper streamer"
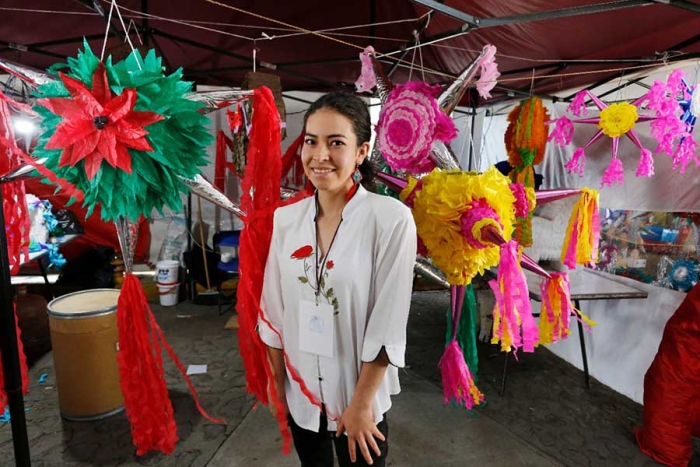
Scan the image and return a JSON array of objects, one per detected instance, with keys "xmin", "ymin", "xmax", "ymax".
[
  {"xmin": 567, "ymin": 91, "xmax": 589, "ymax": 117},
  {"xmin": 672, "ymin": 137, "xmax": 700, "ymax": 174},
  {"xmin": 438, "ymin": 341, "xmax": 483, "ymax": 409},
  {"xmin": 475, "ymin": 45, "xmax": 499, "ymax": 100},
  {"xmin": 565, "ymin": 148, "xmax": 586, "ymax": 177},
  {"xmin": 643, "ymin": 70, "xmax": 684, "ymax": 116},
  {"xmin": 355, "ymin": 46, "xmax": 377, "ymax": 93},
  {"xmin": 650, "ymin": 114, "xmax": 686, "ymax": 155},
  {"xmin": 509, "ymin": 183, "xmax": 530, "ymax": 218},
  {"xmin": 488, "ymin": 240, "xmax": 538, "ymax": 353},
  {"xmin": 547, "ymin": 116, "xmax": 574, "ymax": 146},
  {"xmin": 636, "ymin": 148, "xmax": 654, "ymax": 177},
  {"xmin": 461, "ymin": 199, "xmax": 501, "ymax": 248},
  {"xmin": 601, "ymin": 156, "xmax": 625, "ymax": 188}
]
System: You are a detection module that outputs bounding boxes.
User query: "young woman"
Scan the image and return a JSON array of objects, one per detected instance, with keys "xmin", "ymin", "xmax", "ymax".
[{"xmin": 259, "ymin": 92, "xmax": 416, "ymax": 467}]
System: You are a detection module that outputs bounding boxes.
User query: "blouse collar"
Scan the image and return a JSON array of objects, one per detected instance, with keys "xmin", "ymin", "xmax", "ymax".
[{"xmin": 312, "ymin": 184, "xmax": 368, "ymax": 221}]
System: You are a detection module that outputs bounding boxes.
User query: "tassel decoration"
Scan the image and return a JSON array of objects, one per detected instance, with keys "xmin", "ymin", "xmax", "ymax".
[
  {"xmin": 560, "ymin": 188, "xmax": 600, "ymax": 270},
  {"xmin": 540, "ymin": 273, "xmax": 597, "ymax": 345},
  {"xmin": 438, "ymin": 341, "xmax": 484, "ymax": 409},
  {"xmin": 117, "ymin": 274, "xmax": 225, "ymax": 455},
  {"xmin": 439, "ymin": 285, "xmax": 483, "ymax": 409},
  {"xmin": 488, "ymin": 240, "xmax": 538, "ymax": 353}
]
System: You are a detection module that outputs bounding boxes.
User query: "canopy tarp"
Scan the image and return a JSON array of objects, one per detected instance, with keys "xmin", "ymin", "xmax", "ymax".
[{"xmin": 2, "ymin": 1, "xmax": 700, "ymax": 107}]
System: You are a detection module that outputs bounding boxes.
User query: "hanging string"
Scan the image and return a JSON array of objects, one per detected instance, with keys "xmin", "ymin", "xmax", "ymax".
[
  {"xmin": 201, "ymin": 0, "xmax": 453, "ymax": 78},
  {"xmin": 201, "ymin": 0, "xmax": 687, "ymax": 86},
  {"xmin": 417, "ymin": 33, "xmax": 425, "ymax": 82},
  {"xmin": 253, "ymin": 41, "xmax": 257, "ymax": 73},
  {"xmin": 126, "ymin": 19, "xmax": 144, "ymax": 45},
  {"xmin": 2, "ymin": 4, "xmax": 693, "ymax": 73},
  {"xmin": 408, "ymin": 31, "xmax": 417, "ymax": 82},
  {"xmin": 111, "ymin": 0, "xmax": 143, "ymax": 71},
  {"xmin": 99, "ymin": 0, "xmax": 116, "ymax": 62}
]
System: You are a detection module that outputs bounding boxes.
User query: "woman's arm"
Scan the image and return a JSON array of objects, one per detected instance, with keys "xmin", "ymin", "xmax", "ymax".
[
  {"xmin": 266, "ymin": 346, "xmax": 288, "ymax": 416},
  {"xmin": 336, "ymin": 348, "xmax": 389, "ymax": 465}
]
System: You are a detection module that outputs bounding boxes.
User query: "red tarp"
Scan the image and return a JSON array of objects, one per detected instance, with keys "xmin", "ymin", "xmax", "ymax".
[{"xmin": 2, "ymin": 1, "xmax": 700, "ymax": 105}]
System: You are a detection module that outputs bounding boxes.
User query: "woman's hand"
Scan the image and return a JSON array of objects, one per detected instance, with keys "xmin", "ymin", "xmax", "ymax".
[
  {"xmin": 267, "ymin": 382, "xmax": 289, "ymax": 418},
  {"xmin": 335, "ymin": 404, "xmax": 385, "ymax": 465}
]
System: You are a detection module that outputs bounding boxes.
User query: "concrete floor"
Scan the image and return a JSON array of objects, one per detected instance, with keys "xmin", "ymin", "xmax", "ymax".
[{"xmin": 0, "ymin": 290, "xmax": 695, "ymax": 466}]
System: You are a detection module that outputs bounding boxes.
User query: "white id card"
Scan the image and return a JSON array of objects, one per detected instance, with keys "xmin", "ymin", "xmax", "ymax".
[{"xmin": 298, "ymin": 300, "xmax": 334, "ymax": 358}]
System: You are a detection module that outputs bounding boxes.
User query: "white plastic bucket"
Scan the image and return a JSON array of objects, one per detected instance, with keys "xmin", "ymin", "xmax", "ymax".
[
  {"xmin": 156, "ymin": 260, "xmax": 179, "ymax": 284},
  {"xmin": 157, "ymin": 282, "xmax": 179, "ymax": 307}
]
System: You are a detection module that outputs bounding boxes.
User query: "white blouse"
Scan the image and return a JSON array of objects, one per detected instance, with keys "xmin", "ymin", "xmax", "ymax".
[{"xmin": 259, "ymin": 185, "xmax": 417, "ymax": 432}]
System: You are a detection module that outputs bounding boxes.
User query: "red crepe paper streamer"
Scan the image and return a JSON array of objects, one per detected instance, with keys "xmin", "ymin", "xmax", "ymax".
[
  {"xmin": 237, "ymin": 87, "xmax": 326, "ymax": 454},
  {"xmin": 280, "ymin": 132, "xmax": 306, "ymax": 188},
  {"xmin": 235, "ymin": 86, "xmax": 293, "ymax": 451},
  {"xmin": 214, "ymin": 131, "xmax": 233, "ymax": 192},
  {"xmin": 0, "ymin": 90, "xmax": 32, "ymax": 421},
  {"xmin": 117, "ymin": 273, "xmax": 225, "ymax": 455},
  {"xmin": 227, "ymin": 107, "xmax": 242, "ymax": 134},
  {"xmin": 0, "ymin": 92, "xmax": 31, "ymax": 274}
]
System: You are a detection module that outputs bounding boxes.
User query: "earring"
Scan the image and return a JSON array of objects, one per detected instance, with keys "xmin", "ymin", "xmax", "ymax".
[{"xmin": 352, "ymin": 165, "xmax": 363, "ymax": 183}]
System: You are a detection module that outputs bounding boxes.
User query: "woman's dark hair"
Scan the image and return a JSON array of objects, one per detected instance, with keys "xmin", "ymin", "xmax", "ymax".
[{"xmin": 303, "ymin": 92, "xmax": 376, "ymax": 192}]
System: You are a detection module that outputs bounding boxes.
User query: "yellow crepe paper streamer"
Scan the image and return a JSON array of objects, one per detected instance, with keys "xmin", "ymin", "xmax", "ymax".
[{"xmin": 560, "ymin": 187, "xmax": 600, "ymax": 269}]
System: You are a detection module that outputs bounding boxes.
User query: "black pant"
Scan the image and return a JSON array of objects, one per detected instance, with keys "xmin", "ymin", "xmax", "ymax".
[{"xmin": 288, "ymin": 411, "xmax": 389, "ymax": 467}]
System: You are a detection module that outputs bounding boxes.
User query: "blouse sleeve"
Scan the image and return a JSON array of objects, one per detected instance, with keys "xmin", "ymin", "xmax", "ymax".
[
  {"xmin": 258, "ymin": 214, "xmax": 284, "ymax": 350},
  {"xmin": 361, "ymin": 207, "xmax": 417, "ymax": 367}
]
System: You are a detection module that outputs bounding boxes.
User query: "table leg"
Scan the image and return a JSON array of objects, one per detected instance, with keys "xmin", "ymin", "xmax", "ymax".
[
  {"xmin": 575, "ymin": 299, "xmax": 591, "ymax": 389},
  {"xmin": 499, "ymin": 351, "xmax": 509, "ymax": 396},
  {"xmin": 37, "ymin": 257, "xmax": 54, "ymax": 300}
]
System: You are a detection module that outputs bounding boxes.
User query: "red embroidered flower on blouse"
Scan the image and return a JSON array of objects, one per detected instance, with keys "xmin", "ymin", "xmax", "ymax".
[
  {"xmin": 326, "ymin": 260, "xmax": 334, "ymax": 270},
  {"xmin": 291, "ymin": 245, "xmax": 313, "ymax": 259}
]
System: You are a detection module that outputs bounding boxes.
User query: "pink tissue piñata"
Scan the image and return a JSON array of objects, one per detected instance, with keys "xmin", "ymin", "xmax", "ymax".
[
  {"xmin": 476, "ymin": 45, "xmax": 500, "ymax": 100},
  {"xmin": 355, "ymin": 46, "xmax": 376, "ymax": 94},
  {"xmin": 376, "ymin": 81, "xmax": 457, "ymax": 175}
]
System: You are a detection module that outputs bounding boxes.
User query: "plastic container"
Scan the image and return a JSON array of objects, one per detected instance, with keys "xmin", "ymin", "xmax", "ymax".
[
  {"xmin": 156, "ymin": 260, "xmax": 179, "ymax": 284},
  {"xmin": 157, "ymin": 282, "xmax": 179, "ymax": 306}
]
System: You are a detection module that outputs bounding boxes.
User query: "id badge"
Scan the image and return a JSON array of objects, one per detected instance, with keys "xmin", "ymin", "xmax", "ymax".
[{"xmin": 298, "ymin": 300, "xmax": 335, "ymax": 358}]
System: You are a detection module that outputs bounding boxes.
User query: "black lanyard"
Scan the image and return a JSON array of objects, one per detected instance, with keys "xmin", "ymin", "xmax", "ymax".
[
  {"xmin": 312, "ymin": 185, "xmax": 359, "ymax": 298},
  {"xmin": 314, "ymin": 203, "xmax": 342, "ymax": 299}
]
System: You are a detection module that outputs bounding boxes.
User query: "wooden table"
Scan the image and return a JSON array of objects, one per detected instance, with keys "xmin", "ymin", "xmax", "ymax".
[{"xmin": 497, "ymin": 267, "xmax": 648, "ymax": 394}]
